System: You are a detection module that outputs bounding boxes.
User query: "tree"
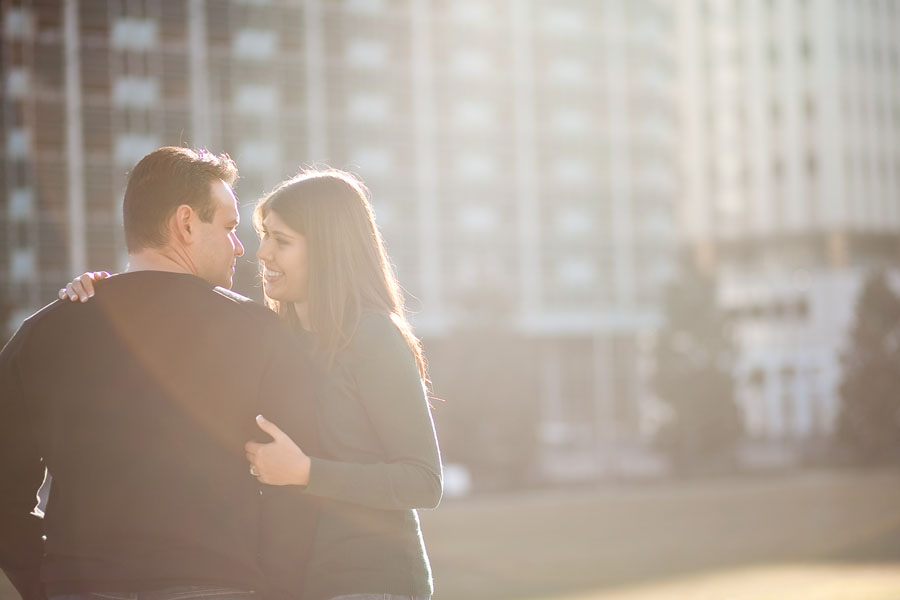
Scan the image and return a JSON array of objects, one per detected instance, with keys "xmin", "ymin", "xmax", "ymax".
[
  {"xmin": 651, "ymin": 259, "xmax": 742, "ymax": 474},
  {"xmin": 836, "ymin": 270, "xmax": 900, "ymax": 462}
]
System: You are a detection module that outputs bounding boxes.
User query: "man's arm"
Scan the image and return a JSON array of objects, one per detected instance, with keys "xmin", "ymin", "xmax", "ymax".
[
  {"xmin": 255, "ymin": 323, "xmax": 320, "ymax": 600},
  {"xmin": 0, "ymin": 323, "xmax": 47, "ymax": 600}
]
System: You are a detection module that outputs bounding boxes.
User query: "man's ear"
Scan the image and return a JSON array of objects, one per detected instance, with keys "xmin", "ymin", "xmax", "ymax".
[{"xmin": 171, "ymin": 204, "xmax": 195, "ymax": 245}]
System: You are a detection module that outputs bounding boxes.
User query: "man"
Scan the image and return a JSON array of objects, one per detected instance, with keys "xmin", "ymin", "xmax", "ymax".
[{"xmin": 0, "ymin": 147, "xmax": 317, "ymax": 600}]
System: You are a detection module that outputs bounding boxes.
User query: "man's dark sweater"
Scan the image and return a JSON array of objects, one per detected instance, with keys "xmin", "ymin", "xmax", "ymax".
[{"xmin": 0, "ymin": 272, "xmax": 318, "ymax": 600}]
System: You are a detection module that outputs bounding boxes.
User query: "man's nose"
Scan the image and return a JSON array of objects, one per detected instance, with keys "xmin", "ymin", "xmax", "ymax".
[{"xmin": 233, "ymin": 233, "xmax": 245, "ymax": 257}]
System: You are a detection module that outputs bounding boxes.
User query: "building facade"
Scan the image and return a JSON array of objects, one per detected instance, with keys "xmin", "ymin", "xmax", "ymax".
[
  {"xmin": 677, "ymin": 0, "xmax": 900, "ymax": 449},
  {"xmin": 2, "ymin": 0, "xmax": 680, "ymax": 478}
]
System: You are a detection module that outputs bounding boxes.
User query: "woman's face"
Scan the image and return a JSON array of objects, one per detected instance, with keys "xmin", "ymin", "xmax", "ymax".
[{"xmin": 256, "ymin": 210, "xmax": 309, "ymax": 304}]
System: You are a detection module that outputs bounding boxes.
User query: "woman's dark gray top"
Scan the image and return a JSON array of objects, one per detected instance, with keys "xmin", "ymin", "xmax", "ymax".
[{"xmin": 296, "ymin": 313, "xmax": 442, "ymax": 600}]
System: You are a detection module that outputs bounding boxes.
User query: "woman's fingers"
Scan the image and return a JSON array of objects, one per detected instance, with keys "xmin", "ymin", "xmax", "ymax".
[
  {"xmin": 77, "ymin": 273, "xmax": 99, "ymax": 299},
  {"xmin": 59, "ymin": 271, "xmax": 108, "ymax": 302},
  {"xmin": 71, "ymin": 277, "xmax": 93, "ymax": 302},
  {"xmin": 254, "ymin": 414, "xmax": 286, "ymax": 441}
]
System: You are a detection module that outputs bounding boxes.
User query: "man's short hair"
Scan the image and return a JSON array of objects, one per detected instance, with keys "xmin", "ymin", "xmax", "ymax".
[{"xmin": 123, "ymin": 146, "xmax": 239, "ymax": 252}]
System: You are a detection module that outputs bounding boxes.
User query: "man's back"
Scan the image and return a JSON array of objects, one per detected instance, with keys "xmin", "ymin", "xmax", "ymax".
[{"xmin": 0, "ymin": 272, "xmax": 317, "ymax": 598}]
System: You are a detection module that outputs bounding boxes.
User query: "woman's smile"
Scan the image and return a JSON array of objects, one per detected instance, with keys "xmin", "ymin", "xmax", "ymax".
[
  {"xmin": 256, "ymin": 211, "xmax": 309, "ymax": 303},
  {"xmin": 264, "ymin": 267, "xmax": 284, "ymax": 282}
]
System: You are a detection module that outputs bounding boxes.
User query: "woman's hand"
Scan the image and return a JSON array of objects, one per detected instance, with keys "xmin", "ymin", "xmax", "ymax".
[
  {"xmin": 245, "ymin": 415, "xmax": 311, "ymax": 486},
  {"xmin": 58, "ymin": 271, "xmax": 111, "ymax": 302}
]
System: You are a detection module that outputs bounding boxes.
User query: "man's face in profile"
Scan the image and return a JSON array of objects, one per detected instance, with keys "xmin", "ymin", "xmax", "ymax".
[{"xmin": 192, "ymin": 179, "xmax": 245, "ymax": 288}]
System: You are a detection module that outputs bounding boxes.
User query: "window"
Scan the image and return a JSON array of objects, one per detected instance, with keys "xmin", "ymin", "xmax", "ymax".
[
  {"xmin": 234, "ymin": 84, "xmax": 279, "ymax": 115},
  {"xmin": 451, "ymin": 2, "xmax": 494, "ymax": 26},
  {"xmin": 4, "ymin": 7, "xmax": 33, "ymax": 39},
  {"xmin": 113, "ymin": 76, "xmax": 160, "ymax": 109},
  {"xmin": 115, "ymin": 133, "xmax": 161, "ymax": 166},
  {"xmin": 6, "ymin": 68, "xmax": 28, "ymax": 98},
  {"xmin": 800, "ymin": 37, "xmax": 813, "ymax": 63},
  {"xmin": 557, "ymin": 258, "xmax": 594, "ymax": 287},
  {"xmin": 345, "ymin": 39, "xmax": 389, "ymax": 69},
  {"xmin": 238, "ymin": 141, "xmax": 279, "ymax": 172},
  {"xmin": 552, "ymin": 158, "xmax": 590, "ymax": 185},
  {"xmin": 457, "ymin": 204, "xmax": 497, "ymax": 233},
  {"xmin": 551, "ymin": 108, "xmax": 589, "ymax": 136},
  {"xmin": 111, "ymin": 18, "xmax": 158, "ymax": 51},
  {"xmin": 348, "ymin": 147, "xmax": 393, "ymax": 175},
  {"xmin": 555, "ymin": 207, "xmax": 591, "ymax": 235},
  {"xmin": 6, "ymin": 128, "xmax": 30, "ymax": 159},
  {"xmin": 549, "ymin": 58, "xmax": 589, "ymax": 86},
  {"xmin": 347, "ymin": 93, "xmax": 390, "ymax": 122},
  {"xmin": 452, "ymin": 100, "xmax": 493, "ymax": 129},
  {"xmin": 450, "ymin": 49, "xmax": 492, "ymax": 78},
  {"xmin": 806, "ymin": 153, "xmax": 818, "ymax": 178},
  {"xmin": 772, "ymin": 156, "xmax": 784, "ymax": 182},
  {"xmin": 8, "ymin": 188, "xmax": 33, "ymax": 221},
  {"xmin": 542, "ymin": 7, "xmax": 585, "ymax": 36},
  {"xmin": 11, "ymin": 248, "xmax": 36, "ymax": 283},
  {"xmin": 343, "ymin": 0, "xmax": 385, "ymax": 14},
  {"xmin": 456, "ymin": 153, "xmax": 495, "ymax": 182},
  {"xmin": 232, "ymin": 29, "xmax": 278, "ymax": 60}
]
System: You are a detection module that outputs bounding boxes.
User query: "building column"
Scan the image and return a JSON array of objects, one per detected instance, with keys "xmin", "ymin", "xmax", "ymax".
[
  {"xmin": 188, "ymin": 0, "xmax": 211, "ymax": 148},
  {"xmin": 411, "ymin": 0, "xmax": 443, "ymax": 332},
  {"xmin": 605, "ymin": 0, "xmax": 634, "ymax": 310},
  {"xmin": 304, "ymin": 0, "xmax": 328, "ymax": 161},
  {"xmin": 511, "ymin": 0, "xmax": 540, "ymax": 323},
  {"xmin": 676, "ymin": 0, "xmax": 708, "ymax": 239},
  {"xmin": 593, "ymin": 333, "xmax": 616, "ymax": 472},
  {"xmin": 64, "ymin": 0, "xmax": 86, "ymax": 277}
]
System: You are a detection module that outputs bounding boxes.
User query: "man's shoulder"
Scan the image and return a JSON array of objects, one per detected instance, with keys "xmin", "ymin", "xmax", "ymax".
[
  {"xmin": 212, "ymin": 285, "xmax": 257, "ymax": 307},
  {"xmin": 15, "ymin": 298, "xmax": 69, "ymax": 333},
  {"xmin": 210, "ymin": 286, "xmax": 278, "ymax": 322}
]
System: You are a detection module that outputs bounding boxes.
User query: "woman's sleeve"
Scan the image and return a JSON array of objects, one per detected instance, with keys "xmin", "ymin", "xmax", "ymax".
[{"xmin": 303, "ymin": 315, "xmax": 443, "ymax": 510}]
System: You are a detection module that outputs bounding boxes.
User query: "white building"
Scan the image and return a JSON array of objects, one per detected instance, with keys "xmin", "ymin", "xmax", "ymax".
[{"xmin": 676, "ymin": 0, "xmax": 900, "ymax": 444}]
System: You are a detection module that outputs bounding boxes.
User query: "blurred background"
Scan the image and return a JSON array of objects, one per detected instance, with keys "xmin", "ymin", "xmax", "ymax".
[{"xmin": 2, "ymin": 0, "xmax": 900, "ymax": 598}]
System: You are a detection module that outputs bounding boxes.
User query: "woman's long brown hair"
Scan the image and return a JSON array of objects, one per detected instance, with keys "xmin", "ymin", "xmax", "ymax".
[{"xmin": 253, "ymin": 169, "xmax": 428, "ymax": 385}]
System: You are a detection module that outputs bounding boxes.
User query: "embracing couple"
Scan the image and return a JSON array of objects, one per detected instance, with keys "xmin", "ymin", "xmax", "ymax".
[{"xmin": 0, "ymin": 147, "xmax": 442, "ymax": 600}]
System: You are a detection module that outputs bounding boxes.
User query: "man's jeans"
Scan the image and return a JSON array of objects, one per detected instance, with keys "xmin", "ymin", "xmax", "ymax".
[{"xmin": 51, "ymin": 586, "xmax": 256, "ymax": 600}]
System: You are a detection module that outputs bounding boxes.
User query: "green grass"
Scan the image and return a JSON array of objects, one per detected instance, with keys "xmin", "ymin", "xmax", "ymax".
[{"xmin": 3, "ymin": 468, "xmax": 900, "ymax": 600}]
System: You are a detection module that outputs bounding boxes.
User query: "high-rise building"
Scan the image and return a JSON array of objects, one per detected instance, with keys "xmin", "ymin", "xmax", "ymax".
[
  {"xmin": 1, "ymin": 0, "xmax": 676, "ymax": 478},
  {"xmin": 677, "ymin": 0, "xmax": 900, "ymax": 446}
]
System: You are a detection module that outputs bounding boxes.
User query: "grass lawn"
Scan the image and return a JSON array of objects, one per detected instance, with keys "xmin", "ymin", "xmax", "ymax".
[
  {"xmin": 3, "ymin": 468, "xmax": 900, "ymax": 600},
  {"xmin": 551, "ymin": 564, "xmax": 900, "ymax": 600},
  {"xmin": 419, "ymin": 468, "xmax": 900, "ymax": 599}
]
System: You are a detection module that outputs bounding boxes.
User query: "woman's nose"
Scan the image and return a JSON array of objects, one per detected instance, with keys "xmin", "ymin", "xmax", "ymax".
[{"xmin": 255, "ymin": 241, "xmax": 268, "ymax": 260}]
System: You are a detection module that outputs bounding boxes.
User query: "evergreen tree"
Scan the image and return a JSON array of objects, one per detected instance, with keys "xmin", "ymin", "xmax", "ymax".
[
  {"xmin": 651, "ymin": 259, "xmax": 742, "ymax": 473},
  {"xmin": 836, "ymin": 270, "xmax": 900, "ymax": 462}
]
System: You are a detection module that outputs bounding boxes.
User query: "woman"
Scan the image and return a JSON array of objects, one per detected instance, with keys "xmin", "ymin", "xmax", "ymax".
[{"xmin": 60, "ymin": 169, "xmax": 442, "ymax": 600}]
